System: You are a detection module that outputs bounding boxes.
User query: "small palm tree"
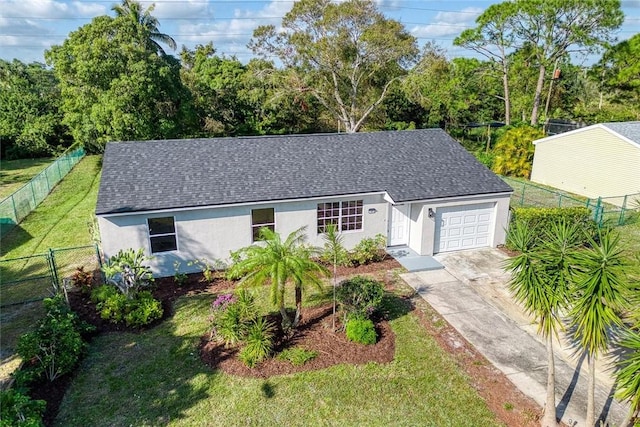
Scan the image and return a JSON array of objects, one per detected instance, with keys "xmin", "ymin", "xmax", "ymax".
[
  {"xmin": 505, "ymin": 219, "xmax": 581, "ymax": 427},
  {"xmin": 321, "ymin": 223, "xmax": 348, "ymax": 331},
  {"xmin": 228, "ymin": 226, "xmax": 328, "ymax": 331},
  {"xmin": 569, "ymin": 227, "xmax": 630, "ymax": 427},
  {"xmin": 112, "ymin": 0, "xmax": 176, "ymax": 55}
]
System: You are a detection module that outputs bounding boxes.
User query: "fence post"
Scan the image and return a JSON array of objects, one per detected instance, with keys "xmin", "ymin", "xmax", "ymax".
[
  {"xmin": 30, "ymin": 181, "xmax": 37, "ymax": 208},
  {"xmin": 619, "ymin": 195, "xmax": 627, "ymax": 226},
  {"xmin": 10, "ymin": 194, "xmax": 18, "ymax": 224},
  {"xmin": 594, "ymin": 197, "xmax": 602, "ymax": 227},
  {"xmin": 520, "ymin": 183, "xmax": 526, "ymax": 206},
  {"xmin": 48, "ymin": 248, "xmax": 60, "ymax": 291}
]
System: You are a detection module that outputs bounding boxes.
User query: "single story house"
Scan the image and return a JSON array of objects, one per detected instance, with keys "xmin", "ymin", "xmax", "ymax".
[
  {"xmin": 96, "ymin": 129, "xmax": 513, "ymax": 277},
  {"xmin": 530, "ymin": 121, "xmax": 640, "ymax": 206}
]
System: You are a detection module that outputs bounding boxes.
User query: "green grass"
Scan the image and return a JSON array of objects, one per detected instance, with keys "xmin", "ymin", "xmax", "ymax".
[
  {"xmin": 0, "ymin": 155, "xmax": 101, "ymax": 364},
  {"xmin": 0, "ymin": 157, "xmax": 53, "ymax": 200},
  {"xmin": 0, "ymin": 155, "xmax": 101, "ymax": 259},
  {"xmin": 54, "ymin": 286, "xmax": 501, "ymax": 426}
]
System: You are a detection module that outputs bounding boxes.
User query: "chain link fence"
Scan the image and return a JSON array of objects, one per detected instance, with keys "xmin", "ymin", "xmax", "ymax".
[
  {"xmin": 0, "ymin": 244, "xmax": 102, "ymax": 307},
  {"xmin": 0, "ymin": 148, "xmax": 85, "ymax": 237},
  {"xmin": 501, "ymin": 176, "xmax": 640, "ymax": 227}
]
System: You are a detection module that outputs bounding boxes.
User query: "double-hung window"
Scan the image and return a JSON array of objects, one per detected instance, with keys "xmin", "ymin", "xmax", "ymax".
[
  {"xmin": 317, "ymin": 200, "xmax": 363, "ymax": 233},
  {"xmin": 148, "ymin": 217, "xmax": 177, "ymax": 253},
  {"xmin": 252, "ymin": 208, "xmax": 275, "ymax": 242}
]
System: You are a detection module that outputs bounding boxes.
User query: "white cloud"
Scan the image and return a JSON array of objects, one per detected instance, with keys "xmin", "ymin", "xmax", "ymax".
[
  {"xmin": 410, "ymin": 7, "xmax": 482, "ymax": 39},
  {"xmin": 176, "ymin": 0, "xmax": 291, "ymax": 57}
]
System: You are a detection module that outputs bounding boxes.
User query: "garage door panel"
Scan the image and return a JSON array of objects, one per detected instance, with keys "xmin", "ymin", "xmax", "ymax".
[{"xmin": 435, "ymin": 203, "xmax": 495, "ymax": 253}]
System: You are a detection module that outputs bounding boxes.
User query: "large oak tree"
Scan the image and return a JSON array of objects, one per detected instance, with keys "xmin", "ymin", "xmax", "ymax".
[{"xmin": 249, "ymin": 0, "xmax": 418, "ymax": 133}]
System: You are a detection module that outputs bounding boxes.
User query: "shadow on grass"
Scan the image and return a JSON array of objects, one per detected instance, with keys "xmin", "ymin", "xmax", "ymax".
[
  {"xmin": 54, "ymin": 295, "xmax": 216, "ymax": 426},
  {"xmin": 0, "ymin": 224, "xmax": 33, "ymax": 256}
]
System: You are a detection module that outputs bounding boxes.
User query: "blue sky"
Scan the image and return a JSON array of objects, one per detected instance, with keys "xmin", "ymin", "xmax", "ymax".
[{"xmin": 1, "ymin": 0, "xmax": 639, "ymax": 64}]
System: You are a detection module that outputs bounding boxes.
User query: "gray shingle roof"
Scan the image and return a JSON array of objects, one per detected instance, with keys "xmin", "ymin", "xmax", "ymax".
[
  {"xmin": 602, "ymin": 121, "xmax": 640, "ymax": 144},
  {"xmin": 96, "ymin": 129, "xmax": 512, "ymax": 215}
]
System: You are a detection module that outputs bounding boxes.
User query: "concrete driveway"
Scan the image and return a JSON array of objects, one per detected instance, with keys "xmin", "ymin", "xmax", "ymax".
[{"xmin": 401, "ymin": 247, "xmax": 630, "ymax": 427}]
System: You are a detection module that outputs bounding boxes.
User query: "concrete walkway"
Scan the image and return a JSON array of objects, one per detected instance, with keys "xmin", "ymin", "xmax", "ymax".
[{"xmin": 401, "ymin": 247, "xmax": 630, "ymax": 427}]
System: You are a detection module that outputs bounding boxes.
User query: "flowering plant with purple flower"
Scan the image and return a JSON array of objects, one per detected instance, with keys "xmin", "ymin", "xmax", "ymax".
[{"xmin": 211, "ymin": 293, "xmax": 236, "ymax": 311}]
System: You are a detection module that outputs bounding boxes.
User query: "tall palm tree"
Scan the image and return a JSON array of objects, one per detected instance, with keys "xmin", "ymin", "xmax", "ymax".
[
  {"xmin": 570, "ymin": 228, "xmax": 630, "ymax": 427},
  {"xmin": 228, "ymin": 226, "xmax": 328, "ymax": 330},
  {"xmin": 505, "ymin": 219, "xmax": 581, "ymax": 427},
  {"xmin": 615, "ymin": 328, "xmax": 640, "ymax": 427},
  {"xmin": 112, "ymin": 0, "xmax": 176, "ymax": 55}
]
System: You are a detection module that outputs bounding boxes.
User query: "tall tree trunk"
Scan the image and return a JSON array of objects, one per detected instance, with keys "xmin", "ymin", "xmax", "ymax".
[
  {"xmin": 293, "ymin": 285, "xmax": 303, "ymax": 328},
  {"xmin": 586, "ymin": 355, "xmax": 596, "ymax": 427},
  {"xmin": 502, "ymin": 61, "xmax": 511, "ymax": 126},
  {"xmin": 541, "ymin": 335, "xmax": 558, "ymax": 427},
  {"xmin": 530, "ymin": 64, "xmax": 546, "ymax": 126}
]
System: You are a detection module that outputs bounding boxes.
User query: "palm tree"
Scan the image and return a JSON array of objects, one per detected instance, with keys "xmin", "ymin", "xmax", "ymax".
[
  {"xmin": 112, "ymin": 0, "xmax": 176, "ymax": 55},
  {"xmin": 505, "ymin": 219, "xmax": 581, "ymax": 427},
  {"xmin": 321, "ymin": 223, "xmax": 348, "ymax": 331},
  {"xmin": 615, "ymin": 328, "xmax": 640, "ymax": 427},
  {"xmin": 569, "ymin": 228, "xmax": 630, "ymax": 427},
  {"xmin": 228, "ymin": 226, "xmax": 328, "ymax": 330}
]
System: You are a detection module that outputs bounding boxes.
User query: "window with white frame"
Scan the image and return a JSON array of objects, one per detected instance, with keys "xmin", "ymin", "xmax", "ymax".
[
  {"xmin": 317, "ymin": 200, "xmax": 363, "ymax": 233},
  {"xmin": 148, "ymin": 217, "xmax": 177, "ymax": 253},
  {"xmin": 252, "ymin": 208, "xmax": 275, "ymax": 241}
]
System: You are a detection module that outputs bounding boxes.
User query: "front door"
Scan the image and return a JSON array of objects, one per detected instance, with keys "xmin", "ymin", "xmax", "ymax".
[{"xmin": 389, "ymin": 204, "xmax": 410, "ymax": 246}]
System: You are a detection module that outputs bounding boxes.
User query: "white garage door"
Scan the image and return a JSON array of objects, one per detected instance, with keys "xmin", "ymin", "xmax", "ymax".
[{"xmin": 434, "ymin": 203, "xmax": 495, "ymax": 253}]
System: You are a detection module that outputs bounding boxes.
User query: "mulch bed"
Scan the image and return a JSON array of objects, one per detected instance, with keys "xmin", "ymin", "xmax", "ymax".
[{"xmin": 27, "ymin": 255, "xmax": 546, "ymax": 427}]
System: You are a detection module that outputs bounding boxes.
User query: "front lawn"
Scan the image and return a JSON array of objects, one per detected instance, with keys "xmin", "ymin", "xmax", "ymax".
[{"xmin": 55, "ymin": 284, "xmax": 502, "ymax": 426}]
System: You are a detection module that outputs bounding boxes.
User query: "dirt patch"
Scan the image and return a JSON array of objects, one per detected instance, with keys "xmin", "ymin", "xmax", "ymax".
[{"xmin": 30, "ymin": 258, "xmax": 546, "ymax": 427}]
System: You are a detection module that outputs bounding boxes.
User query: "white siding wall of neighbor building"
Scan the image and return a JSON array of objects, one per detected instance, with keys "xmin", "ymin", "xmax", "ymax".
[
  {"xmin": 531, "ymin": 126, "xmax": 640, "ymax": 204},
  {"xmin": 98, "ymin": 194, "xmax": 389, "ymax": 277}
]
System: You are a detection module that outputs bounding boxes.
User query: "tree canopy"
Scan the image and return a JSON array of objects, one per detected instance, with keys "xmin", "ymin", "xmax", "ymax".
[{"xmin": 249, "ymin": 0, "xmax": 418, "ymax": 133}]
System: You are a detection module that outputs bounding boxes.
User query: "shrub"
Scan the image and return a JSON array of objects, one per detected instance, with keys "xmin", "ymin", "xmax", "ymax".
[
  {"xmin": 239, "ymin": 317, "xmax": 275, "ymax": 368},
  {"xmin": 122, "ymin": 291, "xmax": 164, "ymax": 327},
  {"xmin": 211, "ymin": 289, "xmax": 257, "ymax": 346},
  {"xmin": 508, "ymin": 207, "xmax": 596, "ymax": 249},
  {"xmin": 173, "ymin": 261, "xmax": 188, "ymax": 286},
  {"xmin": 0, "ymin": 389, "xmax": 46, "ymax": 427},
  {"xmin": 349, "ymin": 234, "xmax": 387, "ymax": 266},
  {"xmin": 491, "ymin": 126, "xmax": 544, "ymax": 178},
  {"xmin": 336, "ymin": 276, "xmax": 385, "ymax": 320},
  {"xmin": 71, "ymin": 266, "xmax": 94, "ymax": 294},
  {"xmin": 346, "ymin": 318, "xmax": 377, "ymax": 345},
  {"xmin": 277, "ymin": 347, "xmax": 318, "ymax": 366},
  {"xmin": 188, "ymin": 258, "xmax": 225, "ymax": 283},
  {"xmin": 92, "ymin": 285, "xmax": 163, "ymax": 327},
  {"xmin": 16, "ymin": 295, "xmax": 92, "ymax": 383},
  {"xmin": 102, "ymin": 248, "xmax": 154, "ymax": 298}
]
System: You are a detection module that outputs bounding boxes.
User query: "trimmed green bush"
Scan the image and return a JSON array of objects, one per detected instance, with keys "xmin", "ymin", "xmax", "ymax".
[
  {"xmin": 336, "ymin": 276, "xmax": 385, "ymax": 319},
  {"xmin": 277, "ymin": 347, "xmax": 318, "ymax": 366},
  {"xmin": 91, "ymin": 285, "xmax": 163, "ymax": 327},
  {"xmin": 16, "ymin": 295, "xmax": 93, "ymax": 383},
  {"xmin": 508, "ymin": 207, "xmax": 597, "ymax": 249},
  {"xmin": 349, "ymin": 234, "xmax": 386, "ymax": 266},
  {"xmin": 0, "ymin": 389, "xmax": 46, "ymax": 427},
  {"xmin": 346, "ymin": 318, "xmax": 377, "ymax": 345}
]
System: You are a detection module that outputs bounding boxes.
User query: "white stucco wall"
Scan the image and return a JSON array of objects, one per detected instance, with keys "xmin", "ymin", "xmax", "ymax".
[
  {"xmin": 405, "ymin": 194, "xmax": 511, "ymax": 256},
  {"xmin": 98, "ymin": 194, "xmax": 389, "ymax": 277},
  {"xmin": 531, "ymin": 127, "xmax": 640, "ymax": 206}
]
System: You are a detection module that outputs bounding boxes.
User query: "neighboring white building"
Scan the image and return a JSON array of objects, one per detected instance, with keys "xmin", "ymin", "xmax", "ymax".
[
  {"xmin": 96, "ymin": 129, "xmax": 513, "ymax": 277},
  {"xmin": 531, "ymin": 122, "xmax": 640, "ymax": 206}
]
